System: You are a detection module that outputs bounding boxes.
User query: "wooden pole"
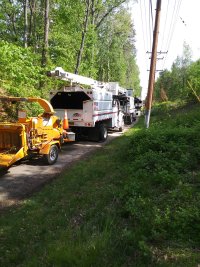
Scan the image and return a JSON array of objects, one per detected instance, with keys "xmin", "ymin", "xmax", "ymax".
[{"xmin": 145, "ymin": 0, "xmax": 162, "ymax": 128}]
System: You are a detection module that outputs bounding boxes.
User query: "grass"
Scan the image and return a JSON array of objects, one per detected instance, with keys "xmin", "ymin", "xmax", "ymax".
[
  {"xmin": 1, "ymin": 101, "xmax": 200, "ymax": 266},
  {"xmin": 1, "ymin": 133, "xmax": 133, "ymax": 267}
]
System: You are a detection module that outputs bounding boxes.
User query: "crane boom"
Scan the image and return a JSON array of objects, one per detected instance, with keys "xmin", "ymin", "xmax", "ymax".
[{"xmin": 47, "ymin": 67, "xmax": 108, "ymax": 89}]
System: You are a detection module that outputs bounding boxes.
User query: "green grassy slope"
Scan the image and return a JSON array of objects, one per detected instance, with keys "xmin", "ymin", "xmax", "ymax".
[{"xmin": 1, "ymin": 102, "xmax": 200, "ymax": 266}]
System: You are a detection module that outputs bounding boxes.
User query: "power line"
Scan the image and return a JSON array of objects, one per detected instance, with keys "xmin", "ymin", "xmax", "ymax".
[
  {"xmin": 160, "ymin": 0, "xmax": 169, "ymax": 51},
  {"xmin": 139, "ymin": 0, "xmax": 149, "ymax": 68},
  {"xmin": 149, "ymin": 0, "xmax": 153, "ymax": 51},
  {"xmin": 166, "ymin": 0, "xmax": 182, "ymax": 51},
  {"xmin": 149, "ymin": 0, "xmax": 154, "ymax": 28},
  {"xmin": 165, "ymin": 0, "xmax": 178, "ymax": 50},
  {"xmin": 143, "ymin": 0, "xmax": 151, "ymax": 52},
  {"xmin": 162, "ymin": 0, "xmax": 182, "ymax": 69}
]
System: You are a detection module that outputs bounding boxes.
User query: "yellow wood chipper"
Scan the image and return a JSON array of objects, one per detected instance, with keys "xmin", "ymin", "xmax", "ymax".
[{"xmin": 0, "ymin": 97, "xmax": 75, "ymax": 168}]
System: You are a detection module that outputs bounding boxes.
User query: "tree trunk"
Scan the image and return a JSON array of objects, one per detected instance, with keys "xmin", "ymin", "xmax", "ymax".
[
  {"xmin": 32, "ymin": 0, "xmax": 37, "ymax": 51},
  {"xmin": 75, "ymin": 0, "xmax": 90, "ymax": 74},
  {"xmin": 24, "ymin": 0, "xmax": 28, "ymax": 48},
  {"xmin": 28, "ymin": 0, "xmax": 33, "ymax": 44},
  {"xmin": 8, "ymin": 0, "xmax": 18, "ymax": 41},
  {"xmin": 89, "ymin": 0, "xmax": 95, "ymax": 76},
  {"xmin": 41, "ymin": 0, "xmax": 50, "ymax": 68},
  {"xmin": 28, "ymin": 0, "xmax": 36, "ymax": 46},
  {"xmin": 28, "ymin": 0, "xmax": 37, "ymax": 51}
]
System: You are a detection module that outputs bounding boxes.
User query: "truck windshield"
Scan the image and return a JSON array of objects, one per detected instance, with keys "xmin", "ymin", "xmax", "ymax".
[{"xmin": 50, "ymin": 92, "xmax": 91, "ymax": 109}]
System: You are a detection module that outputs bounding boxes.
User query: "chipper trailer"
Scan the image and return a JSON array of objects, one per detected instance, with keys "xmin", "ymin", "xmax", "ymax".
[{"xmin": 0, "ymin": 97, "xmax": 74, "ymax": 169}]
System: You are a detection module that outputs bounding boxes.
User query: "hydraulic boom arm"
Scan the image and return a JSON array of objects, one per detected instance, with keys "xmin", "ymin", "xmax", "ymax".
[{"xmin": 47, "ymin": 67, "xmax": 108, "ymax": 89}]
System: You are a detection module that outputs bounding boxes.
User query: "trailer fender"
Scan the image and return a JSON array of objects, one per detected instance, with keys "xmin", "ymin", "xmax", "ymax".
[{"xmin": 39, "ymin": 141, "xmax": 60, "ymax": 155}]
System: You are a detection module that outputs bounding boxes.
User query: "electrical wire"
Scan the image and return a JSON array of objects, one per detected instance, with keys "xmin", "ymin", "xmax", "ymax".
[
  {"xmin": 165, "ymin": 0, "xmax": 182, "ymax": 51},
  {"xmin": 150, "ymin": 0, "xmax": 154, "ymax": 28},
  {"xmin": 143, "ymin": 0, "xmax": 151, "ymax": 52},
  {"xmin": 149, "ymin": 0, "xmax": 153, "ymax": 51},
  {"xmin": 162, "ymin": 0, "xmax": 183, "ymax": 69},
  {"xmin": 160, "ymin": 0, "xmax": 169, "ymax": 52},
  {"xmin": 149, "ymin": 0, "xmax": 154, "ymax": 46},
  {"xmin": 139, "ymin": 0, "xmax": 149, "ymax": 68}
]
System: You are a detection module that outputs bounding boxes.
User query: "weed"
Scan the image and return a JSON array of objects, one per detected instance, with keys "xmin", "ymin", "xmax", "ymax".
[{"xmin": 1, "ymin": 102, "xmax": 200, "ymax": 266}]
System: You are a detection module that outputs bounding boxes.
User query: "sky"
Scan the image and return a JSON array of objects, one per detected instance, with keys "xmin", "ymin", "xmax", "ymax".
[{"xmin": 131, "ymin": 0, "xmax": 200, "ymax": 99}]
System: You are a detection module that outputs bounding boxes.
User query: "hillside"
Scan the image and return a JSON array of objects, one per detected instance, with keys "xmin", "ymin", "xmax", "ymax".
[{"xmin": 1, "ymin": 101, "xmax": 200, "ymax": 266}]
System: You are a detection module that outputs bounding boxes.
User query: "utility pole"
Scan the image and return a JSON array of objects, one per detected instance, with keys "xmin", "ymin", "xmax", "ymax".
[{"xmin": 145, "ymin": 0, "xmax": 162, "ymax": 128}]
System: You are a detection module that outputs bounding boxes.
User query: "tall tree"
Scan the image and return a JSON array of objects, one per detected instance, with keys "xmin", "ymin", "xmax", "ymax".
[
  {"xmin": 155, "ymin": 43, "xmax": 194, "ymax": 101},
  {"xmin": 41, "ymin": 0, "xmax": 50, "ymax": 67},
  {"xmin": 75, "ymin": 0, "xmax": 91, "ymax": 74},
  {"xmin": 74, "ymin": 0, "xmax": 133, "ymax": 75},
  {"xmin": 94, "ymin": 0, "xmax": 127, "ymax": 29},
  {"xmin": 28, "ymin": 0, "xmax": 37, "ymax": 48},
  {"xmin": 24, "ymin": 0, "xmax": 28, "ymax": 48},
  {"xmin": 96, "ymin": 7, "xmax": 140, "ymax": 93},
  {"xmin": 0, "ymin": 0, "xmax": 141, "ymax": 97},
  {"xmin": 0, "ymin": 0, "xmax": 22, "ymax": 43}
]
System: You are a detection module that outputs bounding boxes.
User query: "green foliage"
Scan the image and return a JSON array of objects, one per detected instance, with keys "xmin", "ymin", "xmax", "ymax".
[
  {"xmin": 155, "ymin": 42, "xmax": 199, "ymax": 102},
  {"xmin": 49, "ymin": 0, "xmax": 85, "ymax": 72},
  {"xmin": 0, "ymin": 0, "xmax": 23, "ymax": 44},
  {"xmin": 0, "ymin": 41, "xmax": 42, "ymax": 97},
  {"xmin": 1, "ymin": 102, "xmax": 200, "ymax": 266},
  {"xmin": 119, "ymin": 103, "xmax": 200, "ymax": 264},
  {"xmin": 0, "ymin": 0, "xmax": 141, "ymax": 97},
  {"xmin": 0, "ymin": 138, "xmax": 131, "ymax": 266},
  {"xmin": 96, "ymin": 7, "xmax": 140, "ymax": 94},
  {"xmin": 187, "ymin": 60, "xmax": 200, "ymax": 99}
]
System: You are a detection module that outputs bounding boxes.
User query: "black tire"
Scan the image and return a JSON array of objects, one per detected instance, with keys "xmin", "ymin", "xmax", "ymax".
[
  {"xmin": 44, "ymin": 145, "xmax": 59, "ymax": 165},
  {"xmin": 118, "ymin": 121, "xmax": 124, "ymax": 132},
  {"xmin": 124, "ymin": 115, "xmax": 132, "ymax": 125},
  {"xmin": 99, "ymin": 124, "xmax": 108, "ymax": 141},
  {"xmin": 132, "ymin": 114, "xmax": 136, "ymax": 122}
]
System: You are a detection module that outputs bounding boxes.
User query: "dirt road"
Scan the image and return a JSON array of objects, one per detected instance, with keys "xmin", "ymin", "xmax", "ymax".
[{"xmin": 0, "ymin": 129, "xmax": 130, "ymax": 210}]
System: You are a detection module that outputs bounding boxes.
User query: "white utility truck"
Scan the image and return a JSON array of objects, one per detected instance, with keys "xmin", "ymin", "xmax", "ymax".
[
  {"xmin": 117, "ymin": 89, "xmax": 136, "ymax": 125},
  {"xmin": 134, "ymin": 97, "xmax": 143, "ymax": 117},
  {"xmin": 48, "ymin": 67, "xmax": 127, "ymax": 141}
]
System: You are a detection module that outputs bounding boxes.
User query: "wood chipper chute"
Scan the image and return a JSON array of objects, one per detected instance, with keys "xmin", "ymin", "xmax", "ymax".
[{"xmin": 0, "ymin": 97, "xmax": 75, "ymax": 168}]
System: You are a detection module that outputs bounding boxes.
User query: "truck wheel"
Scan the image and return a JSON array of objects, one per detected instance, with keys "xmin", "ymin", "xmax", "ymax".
[
  {"xmin": 118, "ymin": 121, "xmax": 125, "ymax": 132},
  {"xmin": 99, "ymin": 124, "xmax": 108, "ymax": 141},
  {"xmin": 118, "ymin": 121, "xmax": 124, "ymax": 132},
  {"xmin": 44, "ymin": 145, "xmax": 59, "ymax": 165}
]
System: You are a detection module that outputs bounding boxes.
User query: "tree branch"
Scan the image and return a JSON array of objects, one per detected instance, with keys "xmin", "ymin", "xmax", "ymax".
[{"xmin": 95, "ymin": 0, "xmax": 127, "ymax": 29}]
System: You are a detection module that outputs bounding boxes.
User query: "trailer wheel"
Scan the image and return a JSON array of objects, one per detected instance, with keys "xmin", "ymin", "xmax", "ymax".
[
  {"xmin": 99, "ymin": 124, "xmax": 108, "ymax": 141},
  {"xmin": 44, "ymin": 145, "xmax": 59, "ymax": 165}
]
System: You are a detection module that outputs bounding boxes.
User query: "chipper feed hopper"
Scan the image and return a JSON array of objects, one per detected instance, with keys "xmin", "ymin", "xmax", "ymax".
[{"xmin": 0, "ymin": 97, "xmax": 73, "ymax": 168}]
